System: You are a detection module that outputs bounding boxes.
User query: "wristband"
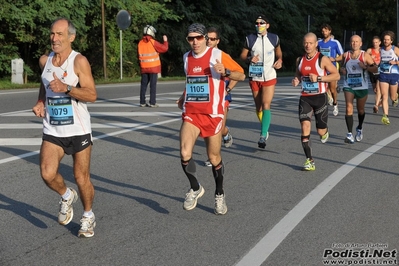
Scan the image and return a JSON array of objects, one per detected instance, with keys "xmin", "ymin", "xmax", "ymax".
[
  {"xmin": 37, "ymin": 99, "xmax": 44, "ymax": 104},
  {"xmin": 226, "ymin": 87, "xmax": 232, "ymax": 94},
  {"xmin": 317, "ymin": 76, "xmax": 322, "ymax": 82}
]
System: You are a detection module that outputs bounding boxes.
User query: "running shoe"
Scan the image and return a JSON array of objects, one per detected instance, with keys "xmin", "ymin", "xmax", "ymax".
[
  {"xmin": 223, "ymin": 132, "xmax": 233, "ymax": 148},
  {"xmin": 214, "ymin": 194, "xmax": 227, "ymax": 215},
  {"xmin": 381, "ymin": 114, "xmax": 390, "ymax": 125},
  {"xmin": 149, "ymin": 104, "xmax": 159, "ymax": 108},
  {"xmin": 302, "ymin": 158, "xmax": 315, "ymax": 171},
  {"xmin": 183, "ymin": 185, "xmax": 205, "ymax": 210},
  {"xmin": 258, "ymin": 136, "xmax": 266, "ymax": 149},
  {"xmin": 320, "ymin": 131, "xmax": 329, "ymax": 143},
  {"xmin": 392, "ymin": 93, "xmax": 399, "ymax": 107},
  {"xmin": 333, "ymin": 105, "xmax": 339, "ymax": 116},
  {"xmin": 355, "ymin": 127, "xmax": 363, "ymax": 142},
  {"xmin": 140, "ymin": 103, "xmax": 150, "ymax": 107},
  {"xmin": 204, "ymin": 159, "xmax": 212, "ymax": 167},
  {"xmin": 327, "ymin": 92, "xmax": 333, "ymax": 106},
  {"xmin": 58, "ymin": 188, "xmax": 78, "ymax": 225},
  {"xmin": 78, "ymin": 214, "xmax": 96, "ymax": 238},
  {"xmin": 344, "ymin": 132, "xmax": 355, "ymax": 144},
  {"xmin": 257, "ymin": 132, "xmax": 269, "ymax": 149}
]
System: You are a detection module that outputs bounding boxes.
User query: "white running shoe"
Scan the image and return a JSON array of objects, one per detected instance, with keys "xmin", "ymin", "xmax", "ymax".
[
  {"xmin": 58, "ymin": 188, "xmax": 78, "ymax": 225},
  {"xmin": 345, "ymin": 132, "xmax": 355, "ymax": 144},
  {"xmin": 333, "ymin": 105, "xmax": 339, "ymax": 116},
  {"xmin": 214, "ymin": 194, "xmax": 227, "ymax": 215},
  {"xmin": 183, "ymin": 185, "xmax": 205, "ymax": 210},
  {"xmin": 355, "ymin": 127, "xmax": 363, "ymax": 142},
  {"xmin": 78, "ymin": 214, "xmax": 96, "ymax": 238}
]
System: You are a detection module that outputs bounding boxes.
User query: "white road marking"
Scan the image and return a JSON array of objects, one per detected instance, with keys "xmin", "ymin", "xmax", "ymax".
[
  {"xmin": 0, "ymin": 118, "xmax": 180, "ymax": 165},
  {"xmin": 0, "ymin": 138, "xmax": 42, "ymax": 146},
  {"xmin": 2, "ymin": 111, "xmax": 182, "ymax": 117},
  {"xmin": 0, "ymin": 123, "xmax": 143, "ymax": 129},
  {"xmin": 0, "ymin": 86, "xmax": 391, "ymax": 264},
  {"xmin": 235, "ymin": 132, "xmax": 399, "ymax": 266}
]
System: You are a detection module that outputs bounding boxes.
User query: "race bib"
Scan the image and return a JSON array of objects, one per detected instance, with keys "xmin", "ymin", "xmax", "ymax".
[
  {"xmin": 379, "ymin": 61, "xmax": 391, "ymax": 73},
  {"xmin": 301, "ymin": 76, "xmax": 319, "ymax": 94},
  {"xmin": 347, "ymin": 73, "xmax": 362, "ymax": 88},
  {"xmin": 319, "ymin": 48, "xmax": 331, "ymax": 57},
  {"xmin": 185, "ymin": 75, "xmax": 210, "ymax": 102},
  {"xmin": 249, "ymin": 62, "xmax": 264, "ymax": 78},
  {"xmin": 47, "ymin": 96, "xmax": 74, "ymax": 125}
]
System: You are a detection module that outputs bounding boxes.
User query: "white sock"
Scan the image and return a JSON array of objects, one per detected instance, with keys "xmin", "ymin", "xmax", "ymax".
[
  {"xmin": 83, "ymin": 210, "xmax": 94, "ymax": 218},
  {"xmin": 61, "ymin": 188, "xmax": 71, "ymax": 200}
]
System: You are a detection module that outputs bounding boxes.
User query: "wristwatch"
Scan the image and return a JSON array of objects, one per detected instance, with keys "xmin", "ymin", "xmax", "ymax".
[
  {"xmin": 226, "ymin": 87, "xmax": 232, "ymax": 94},
  {"xmin": 65, "ymin": 85, "xmax": 72, "ymax": 94},
  {"xmin": 224, "ymin": 68, "xmax": 231, "ymax": 77}
]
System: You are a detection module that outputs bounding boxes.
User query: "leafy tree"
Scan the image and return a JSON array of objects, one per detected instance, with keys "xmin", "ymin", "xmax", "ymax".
[
  {"xmin": 0, "ymin": 0, "xmax": 92, "ymax": 81},
  {"xmin": 1, "ymin": 0, "xmax": 399, "ymax": 81},
  {"xmin": 94, "ymin": 0, "xmax": 181, "ymax": 79}
]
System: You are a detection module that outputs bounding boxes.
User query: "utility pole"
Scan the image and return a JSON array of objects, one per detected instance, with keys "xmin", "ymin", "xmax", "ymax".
[{"xmin": 102, "ymin": 0, "xmax": 107, "ymax": 79}]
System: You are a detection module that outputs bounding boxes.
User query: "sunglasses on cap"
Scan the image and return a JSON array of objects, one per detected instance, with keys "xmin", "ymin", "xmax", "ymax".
[
  {"xmin": 207, "ymin": 37, "xmax": 219, "ymax": 41},
  {"xmin": 186, "ymin": 35, "xmax": 205, "ymax": 42}
]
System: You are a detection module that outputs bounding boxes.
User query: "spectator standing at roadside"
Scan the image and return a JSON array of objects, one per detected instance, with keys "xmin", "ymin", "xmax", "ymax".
[{"xmin": 138, "ymin": 25, "xmax": 168, "ymax": 107}]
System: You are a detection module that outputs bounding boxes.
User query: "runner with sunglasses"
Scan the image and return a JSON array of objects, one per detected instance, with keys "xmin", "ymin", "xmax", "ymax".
[
  {"xmin": 240, "ymin": 14, "xmax": 283, "ymax": 149},
  {"xmin": 203, "ymin": 27, "xmax": 238, "ymax": 167},
  {"xmin": 176, "ymin": 23, "xmax": 245, "ymax": 215}
]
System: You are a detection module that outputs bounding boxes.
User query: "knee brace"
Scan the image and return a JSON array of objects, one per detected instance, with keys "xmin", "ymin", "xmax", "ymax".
[
  {"xmin": 212, "ymin": 161, "xmax": 224, "ymax": 179},
  {"xmin": 182, "ymin": 158, "xmax": 196, "ymax": 176}
]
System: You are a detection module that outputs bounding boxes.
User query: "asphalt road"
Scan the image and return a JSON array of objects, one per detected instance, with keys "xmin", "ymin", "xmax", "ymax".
[{"xmin": 1, "ymin": 78, "xmax": 398, "ymax": 266}]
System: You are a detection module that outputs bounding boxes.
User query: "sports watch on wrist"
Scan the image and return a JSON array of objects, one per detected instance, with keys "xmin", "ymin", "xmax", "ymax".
[{"xmin": 65, "ymin": 85, "xmax": 72, "ymax": 94}]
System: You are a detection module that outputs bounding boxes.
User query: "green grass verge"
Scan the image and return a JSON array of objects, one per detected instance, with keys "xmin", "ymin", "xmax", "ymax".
[{"xmin": 0, "ymin": 72, "xmax": 294, "ymax": 90}]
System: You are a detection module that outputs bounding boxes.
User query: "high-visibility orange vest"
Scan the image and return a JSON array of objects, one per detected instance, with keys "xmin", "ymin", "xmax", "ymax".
[{"xmin": 138, "ymin": 39, "xmax": 161, "ymax": 69}]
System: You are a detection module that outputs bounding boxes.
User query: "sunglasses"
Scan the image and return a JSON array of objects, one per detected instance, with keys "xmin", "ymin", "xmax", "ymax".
[
  {"xmin": 186, "ymin": 35, "xmax": 205, "ymax": 42},
  {"xmin": 207, "ymin": 37, "xmax": 219, "ymax": 41},
  {"xmin": 255, "ymin": 22, "xmax": 267, "ymax": 26}
]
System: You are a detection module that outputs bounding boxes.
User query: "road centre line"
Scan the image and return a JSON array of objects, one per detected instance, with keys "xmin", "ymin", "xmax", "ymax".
[{"xmin": 235, "ymin": 131, "xmax": 399, "ymax": 266}]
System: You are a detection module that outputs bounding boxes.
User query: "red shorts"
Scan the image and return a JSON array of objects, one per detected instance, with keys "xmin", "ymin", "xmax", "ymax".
[
  {"xmin": 249, "ymin": 79, "xmax": 277, "ymax": 91},
  {"xmin": 224, "ymin": 99, "xmax": 230, "ymax": 109},
  {"xmin": 182, "ymin": 113, "xmax": 223, "ymax": 138}
]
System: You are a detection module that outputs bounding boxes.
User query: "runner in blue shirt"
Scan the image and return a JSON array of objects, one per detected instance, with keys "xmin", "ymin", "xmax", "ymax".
[{"xmin": 318, "ymin": 24, "xmax": 344, "ymax": 116}]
